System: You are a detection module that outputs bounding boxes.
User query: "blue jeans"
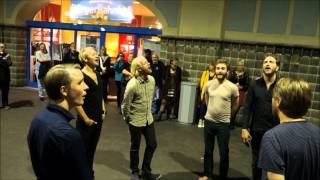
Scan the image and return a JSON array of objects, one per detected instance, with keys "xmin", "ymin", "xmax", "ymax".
[
  {"xmin": 35, "ymin": 69, "xmax": 46, "ymax": 98},
  {"xmin": 203, "ymin": 120, "xmax": 230, "ymax": 179}
]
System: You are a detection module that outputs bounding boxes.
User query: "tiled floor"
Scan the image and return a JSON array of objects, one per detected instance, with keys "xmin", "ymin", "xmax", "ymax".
[{"xmin": 1, "ymin": 87, "xmax": 251, "ymax": 180}]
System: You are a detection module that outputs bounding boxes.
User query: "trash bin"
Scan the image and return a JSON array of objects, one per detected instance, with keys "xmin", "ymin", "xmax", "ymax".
[{"xmin": 178, "ymin": 81, "xmax": 198, "ymax": 124}]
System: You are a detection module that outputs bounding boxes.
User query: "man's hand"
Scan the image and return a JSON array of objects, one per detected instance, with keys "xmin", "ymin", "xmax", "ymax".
[
  {"xmin": 241, "ymin": 129, "xmax": 252, "ymax": 144},
  {"xmin": 84, "ymin": 118, "xmax": 97, "ymax": 126}
]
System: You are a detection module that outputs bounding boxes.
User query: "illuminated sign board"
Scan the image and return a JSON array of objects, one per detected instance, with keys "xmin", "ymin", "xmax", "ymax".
[{"xmin": 70, "ymin": 0, "xmax": 133, "ymax": 23}]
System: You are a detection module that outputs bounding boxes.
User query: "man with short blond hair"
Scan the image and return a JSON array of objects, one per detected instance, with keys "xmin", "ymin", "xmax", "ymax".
[
  {"xmin": 258, "ymin": 78, "xmax": 320, "ymax": 180},
  {"xmin": 27, "ymin": 64, "xmax": 92, "ymax": 180},
  {"xmin": 122, "ymin": 56, "xmax": 161, "ymax": 180}
]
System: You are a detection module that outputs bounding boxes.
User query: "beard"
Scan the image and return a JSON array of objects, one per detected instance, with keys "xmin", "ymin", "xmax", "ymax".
[{"xmin": 216, "ymin": 73, "xmax": 227, "ymax": 81}]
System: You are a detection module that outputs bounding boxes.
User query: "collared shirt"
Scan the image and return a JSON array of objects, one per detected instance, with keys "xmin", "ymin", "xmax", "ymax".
[
  {"xmin": 121, "ymin": 75, "xmax": 155, "ymax": 127},
  {"xmin": 242, "ymin": 77, "xmax": 279, "ymax": 133},
  {"xmin": 27, "ymin": 104, "xmax": 92, "ymax": 180}
]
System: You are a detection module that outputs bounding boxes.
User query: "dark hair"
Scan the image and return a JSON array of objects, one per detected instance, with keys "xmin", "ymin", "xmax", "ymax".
[
  {"xmin": 215, "ymin": 58, "xmax": 230, "ymax": 70},
  {"xmin": 169, "ymin": 57, "xmax": 178, "ymax": 65},
  {"xmin": 264, "ymin": 53, "xmax": 280, "ymax": 67},
  {"xmin": 39, "ymin": 42, "xmax": 48, "ymax": 54}
]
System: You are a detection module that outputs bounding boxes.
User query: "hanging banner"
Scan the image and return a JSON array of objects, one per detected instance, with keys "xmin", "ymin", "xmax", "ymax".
[{"xmin": 69, "ymin": 0, "xmax": 133, "ymax": 23}]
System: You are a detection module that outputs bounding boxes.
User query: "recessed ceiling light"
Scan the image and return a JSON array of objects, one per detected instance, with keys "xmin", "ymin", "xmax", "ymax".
[{"xmin": 133, "ymin": 1, "xmax": 140, "ymax": 4}]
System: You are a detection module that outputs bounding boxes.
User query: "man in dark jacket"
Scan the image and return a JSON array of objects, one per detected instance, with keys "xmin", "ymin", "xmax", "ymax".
[
  {"xmin": 0, "ymin": 43, "xmax": 12, "ymax": 110},
  {"xmin": 241, "ymin": 55, "xmax": 280, "ymax": 180},
  {"xmin": 27, "ymin": 64, "xmax": 92, "ymax": 180}
]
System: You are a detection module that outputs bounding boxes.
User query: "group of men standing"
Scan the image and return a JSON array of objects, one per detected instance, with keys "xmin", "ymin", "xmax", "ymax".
[
  {"xmin": 199, "ymin": 55, "xmax": 319, "ymax": 180},
  {"xmin": 26, "ymin": 51, "xmax": 319, "ymax": 180}
]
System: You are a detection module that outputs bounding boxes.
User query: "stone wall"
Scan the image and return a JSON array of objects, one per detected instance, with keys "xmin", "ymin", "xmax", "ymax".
[
  {"xmin": 0, "ymin": 25, "xmax": 27, "ymax": 86},
  {"xmin": 159, "ymin": 36, "xmax": 320, "ymax": 125}
]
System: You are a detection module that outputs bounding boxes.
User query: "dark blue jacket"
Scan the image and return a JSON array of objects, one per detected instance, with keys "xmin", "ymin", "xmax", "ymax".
[{"xmin": 27, "ymin": 104, "xmax": 92, "ymax": 180}]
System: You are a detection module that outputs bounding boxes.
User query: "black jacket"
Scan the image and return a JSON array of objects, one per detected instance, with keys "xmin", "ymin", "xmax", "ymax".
[
  {"xmin": 242, "ymin": 77, "xmax": 279, "ymax": 133},
  {"xmin": 0, "ymin": 52, "xmax": 12, "ymax": 82}
]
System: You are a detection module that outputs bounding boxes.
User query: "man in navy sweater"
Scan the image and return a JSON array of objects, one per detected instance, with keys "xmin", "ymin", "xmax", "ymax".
[
  {"xmin": 27, "ymin": 64, "xmax": 92, "ymax": 180},
  {"xmin": 258, "ymin": 78, "xmax": 320, "ymax": 180}
]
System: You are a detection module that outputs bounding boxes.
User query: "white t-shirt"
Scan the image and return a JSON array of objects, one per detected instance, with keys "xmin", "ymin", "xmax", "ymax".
[{"xmin": 204, "ymin": 79, "xmax": 239, "ymax": 123}]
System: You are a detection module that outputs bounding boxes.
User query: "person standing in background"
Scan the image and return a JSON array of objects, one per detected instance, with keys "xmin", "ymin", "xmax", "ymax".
[
  {"xmin": 35, "ymin": 43, "xmax": 51, "ymax": 101},
  {"xmin": 150, "ymin": 53, "xmax": 165, "ymax": 117},
  {"xmin": 258, "ymin": 78, "xmax": 320, "ymax": 180},
  {"xmin": 62, "ymin": 42, "xmax": 81, "ymax": 66},
  {"xmin": 198, "ymin": 62, "xmax": 215, "ymax": 128},
  {"xmin": 0, "ymin": 43, "xmax": 12, "ymax": 110},
  {"xmin": 241, "ymin": 55, "xmax": 280, "ymax": 180},
  {"xmin": 228, "ymin": 59, "xmax": 249, "ymax": 128},
  {"xmin": 76, "ymin": 47, "xmax": 105, "ymax": 179},
  {"xmin": 159, "ymin": 58, "xmax": 182, "ymax": 120},
  {"xmin": 98, "ymin": 46, "xmax": 111, "ymax": 103},
  {"xmin": 120, "ymin": 53, "xmax": 134, "ymax": 103},
  {"xmin": 114, "ymin": 52, "xmax": 125, "ymax": 109}
]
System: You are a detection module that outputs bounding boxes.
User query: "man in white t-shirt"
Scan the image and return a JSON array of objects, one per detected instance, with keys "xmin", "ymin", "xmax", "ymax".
[{"xmin": 199, "ymin": 59, "xmax": 239, "ymax": 180}]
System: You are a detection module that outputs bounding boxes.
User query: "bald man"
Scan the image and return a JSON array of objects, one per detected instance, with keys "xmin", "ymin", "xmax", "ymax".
[{"xmin": 121, "ymin": 56, "xmax": 161, "ymax": 180}]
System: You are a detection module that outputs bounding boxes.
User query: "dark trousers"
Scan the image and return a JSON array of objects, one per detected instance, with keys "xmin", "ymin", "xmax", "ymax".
[
  {"xmin": 76, "ymin": 119, "xmax": 102, "ymax": 176},
  {"xmin": 101, "ymin": 78, "xmax": 109, "ymax": 102},
  {"xmin": 0, "ymin": 81, "xmax": 10, "ymax": 106},
  {"xmin": 251, "ymin": 131, "xmax": 264, "ymax": 180},
  {"xmin": 129, "ymin": 123, "xmax": 157, "ymax": 175},
  {"xmin": 199, "ymin": 100, "xmax": 207, "ymax": 119},
  {"xmin": 204, "ymin": 120, "xmax": 230, "ymax": 180},
  {"xmin": 115, "ymin": 81, "xmax": 122, "ymax": 108},
  {"xmin": 166, "ymin": 96, "xmax": 179, "ymax": 118}
]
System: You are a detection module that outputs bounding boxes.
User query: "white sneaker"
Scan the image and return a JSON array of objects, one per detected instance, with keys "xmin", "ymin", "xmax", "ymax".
[
  {"xmin": 198, "ymin": 119, "xmax": 203, "ymax": 128},
  {"xmin": 201, "ymin": 119, "xmax": 205, "ymax": 128}
]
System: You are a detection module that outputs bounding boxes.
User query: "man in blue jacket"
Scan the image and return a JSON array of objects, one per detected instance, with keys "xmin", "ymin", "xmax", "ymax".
[{"xmin": 27, "ymin": 64, "xmax": 92, "ymax": 180}]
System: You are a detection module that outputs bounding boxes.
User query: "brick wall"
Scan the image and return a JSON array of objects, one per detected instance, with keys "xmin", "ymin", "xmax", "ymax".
[
  {"xmin": 159, "ymin": 36, "xmax": 320, "ymax": 125},
  {"xmin": 0, "ymin": 25, "xmax": 27, "ymax": 86}
]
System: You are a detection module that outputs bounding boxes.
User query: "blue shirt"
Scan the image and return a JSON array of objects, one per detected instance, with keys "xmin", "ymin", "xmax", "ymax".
[
  {"xmin": 258, "ymin": 121, "xmax": 320, "ymax": 180},
  {"xmin": 27, "ymin": 104, "xmax": 92, "ymax": 180},
  {"xmin": 114, "ymin": 60, "xmax": 124, "ymax": 81}
]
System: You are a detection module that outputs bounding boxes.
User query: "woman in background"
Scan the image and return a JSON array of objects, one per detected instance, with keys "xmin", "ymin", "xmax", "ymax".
[
  {"xmin": 35, "ymin": 43, "xmax": 51, "ymax": 101},
  {"xmin": 228, "ymin": 59, "xmax": 249, "ymax": 128},
  {"xmin": 98, "ymin": 46, "xmax": 111, "ymax": 103},
  {"xmin": 76, "ymin": 47, "xmax": 105, "ymax": 179},
  {"xmin": 198, "ymin": 62, "xmax": 215, "ymax": 128}
]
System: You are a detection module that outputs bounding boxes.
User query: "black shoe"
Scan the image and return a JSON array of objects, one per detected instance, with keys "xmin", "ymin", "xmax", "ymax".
[
  {"xmin": 131, "ymin": 172, "xmax": 140, "ymax": 180},
  {"xmin": 141, "ymin": 173, "xmax": 162, "ymax": 180},
  {"xmin": 156, "ymin": 112, "xmax": 163, "ymax": 121}
]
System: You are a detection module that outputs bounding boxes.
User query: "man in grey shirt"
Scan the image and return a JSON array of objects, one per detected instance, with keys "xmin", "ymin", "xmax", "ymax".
[
  {"xmin": 199, "ymin": 59, "xmax": 239, "ymax": 180},
  {"xmin": 122, "ymin": 56, "xmax": 161, "ymax": 180}
]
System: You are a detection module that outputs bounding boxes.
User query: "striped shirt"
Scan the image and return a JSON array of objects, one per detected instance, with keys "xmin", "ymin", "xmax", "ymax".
[
  {"xmin": 204, "ymin": 79, "xmax": 239, "ymax": 123},
  {"xmin": 258, "ymin": 121, "xmax": 320, "ymax": 180},
  {"xmin": 121, "ymin": 75, "xmax": 155, "ymax": 127}
]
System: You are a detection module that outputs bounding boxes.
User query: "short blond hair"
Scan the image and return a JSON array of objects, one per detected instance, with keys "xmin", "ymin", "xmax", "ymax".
[
  {"xmin": 273, "ymin": 78, "xmax": 311, "ymax": 118},
  {"xmin": 130, "ymin": 56, "xmax": 147, "ymax": 77},
  {"xmin": 79, "ymin": 47, "xmax": 96, "ymax": 64},
  {"xmin": 44, "ymin": 64, "xmax": 81, "ymax": 101}
]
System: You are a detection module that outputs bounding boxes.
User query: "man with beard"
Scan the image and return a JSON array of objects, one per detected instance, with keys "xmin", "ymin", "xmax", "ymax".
[
  {"xmin": 199, "ymin": 59, "xmax": 239, "ymax": 180},
  {"xmin": 241, "ymin": 55, "xmax": 280, "ymax": 180},
  {"xmin": 121, "ymin": 56, "xmax": 161, "ymax": 180},
  {"xmin": 258, "ymin": 78, "xmax": 320, "ymax": 180}
]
